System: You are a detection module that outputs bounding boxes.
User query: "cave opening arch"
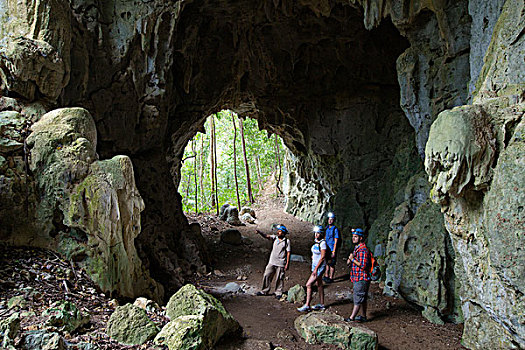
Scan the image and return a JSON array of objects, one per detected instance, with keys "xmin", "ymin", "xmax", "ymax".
[{"xmin": 130, "ymin": 0, "xmax": 420, "ymax": 297}]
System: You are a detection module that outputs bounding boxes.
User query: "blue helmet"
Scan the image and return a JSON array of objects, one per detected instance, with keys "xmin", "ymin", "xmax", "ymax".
[
  {"xmin": 352, "ymin": 228, "xmax": 365, "ymax": 237},
  {"xmin": 327, "ymin": 212, "xmax": 335, "ymax": 219},
  {"xmin": 276, "ymin": 224, "xmax": 288, "ymax": 234}
]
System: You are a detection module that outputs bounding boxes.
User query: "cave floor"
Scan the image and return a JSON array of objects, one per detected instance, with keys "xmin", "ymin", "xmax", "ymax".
[{"xmin": 188, "ymin": 196, "xmax": 466, "ymax": 350}]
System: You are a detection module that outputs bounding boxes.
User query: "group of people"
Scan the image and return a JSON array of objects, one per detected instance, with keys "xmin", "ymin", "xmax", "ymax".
[{"xmin": 255, "ymin": 213, "xmax": 372, "ymax": 323}]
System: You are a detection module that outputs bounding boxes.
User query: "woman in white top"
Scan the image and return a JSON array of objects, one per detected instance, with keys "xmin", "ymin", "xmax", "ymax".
[{"xmin": 297, "ymin": 225, "xmax": 327, "ymax": 312}]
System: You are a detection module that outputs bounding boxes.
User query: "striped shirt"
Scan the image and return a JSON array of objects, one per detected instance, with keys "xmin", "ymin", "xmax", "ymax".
[{"xmin": 350, "ymin": 243, "xmax": 371, "ymax": 282}]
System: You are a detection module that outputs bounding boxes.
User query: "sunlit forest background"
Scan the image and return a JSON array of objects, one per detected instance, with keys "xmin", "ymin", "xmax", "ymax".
[{"xmin": 178, "ymin": 110, "xmax": 286, "ymax": 214}]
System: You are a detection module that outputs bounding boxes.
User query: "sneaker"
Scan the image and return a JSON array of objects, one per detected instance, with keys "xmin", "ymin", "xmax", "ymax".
[
  {"xmin": 275, "ymin": 294, "xmax": 282, "ymax": 299},
  {"xmin": 355, "ymin": 315, "xmax": 368, "ymax": 322},
  {"xmin": 322, "ymin": 276, "xmax": 331, "ymax": 283},
  {"xmin": 297, "ymin": 305, "xmax": 311, "ymax": 312},
  {"xmin": 312, "ymin": 304, "xmax": 325, "ymax": 310},
  {"xmin": 344, "ymin": 317, "xmax": 355, "ymax": 322},
  {"xmin": 256, "ymin": 291, "xmax": 267, "ymax": 296}
]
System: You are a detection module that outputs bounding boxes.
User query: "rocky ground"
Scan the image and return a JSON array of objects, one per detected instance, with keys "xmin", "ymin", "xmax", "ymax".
[{"xmin": 0, "ymin": 195, "xmax": 465, "ymax": 349}]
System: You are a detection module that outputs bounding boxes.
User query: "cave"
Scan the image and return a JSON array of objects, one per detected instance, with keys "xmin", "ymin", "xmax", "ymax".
[{"xmin": 1, "ymin": 0, "xmax": 523, "ymax": 348}]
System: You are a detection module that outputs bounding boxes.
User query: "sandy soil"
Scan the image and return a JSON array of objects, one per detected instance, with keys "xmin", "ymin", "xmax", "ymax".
[{"xmin": 187, "ymin": 197, "xmax": 466, "ymax": 350}]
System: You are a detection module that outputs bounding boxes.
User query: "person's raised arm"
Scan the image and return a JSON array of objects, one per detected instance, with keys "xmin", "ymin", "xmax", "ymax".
[{"xmin": 256, "ymin": 229, "xmax": 271, "ymax": 240}]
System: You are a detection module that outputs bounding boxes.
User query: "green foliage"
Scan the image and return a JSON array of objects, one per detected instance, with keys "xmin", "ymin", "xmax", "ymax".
[{"xmin": 178, "ymin": 110, "xmax": 285, "ymax": 213}]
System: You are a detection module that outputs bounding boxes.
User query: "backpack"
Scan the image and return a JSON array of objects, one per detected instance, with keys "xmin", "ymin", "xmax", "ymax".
[
  {"xmin": 316, "ymin": 239, "xmax": 332, "ymax": 264},
  {"xmin": 368, "ymin": 250, "xmax": 381, "ymax": 281}
]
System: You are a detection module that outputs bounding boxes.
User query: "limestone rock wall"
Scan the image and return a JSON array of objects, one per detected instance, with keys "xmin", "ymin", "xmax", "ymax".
[{"xmin": 424, "ymin": 0, "xmax": 525, "ymax": 347}]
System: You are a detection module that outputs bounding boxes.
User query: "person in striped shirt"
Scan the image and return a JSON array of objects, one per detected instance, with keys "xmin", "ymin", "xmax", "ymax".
[{"xmin": 345, "ymin": 228, "xmax": 371, "ymax": 322}]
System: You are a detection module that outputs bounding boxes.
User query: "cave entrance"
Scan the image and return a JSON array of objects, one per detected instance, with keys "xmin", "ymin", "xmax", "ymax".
[{"xmin": 178, "ymin": 110, "xmax": 287, "ymax": 215}]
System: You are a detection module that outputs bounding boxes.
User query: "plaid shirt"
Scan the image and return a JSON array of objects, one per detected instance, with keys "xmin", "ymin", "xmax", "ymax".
[{"xmin": 350, "ymin": 243, "xmax": 371, "ymax": 282}]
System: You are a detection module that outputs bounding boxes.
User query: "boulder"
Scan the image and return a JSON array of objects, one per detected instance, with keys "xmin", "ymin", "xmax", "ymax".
[
  {"xmin": 220, "ymin": 229, "xmax": 242, "ymax": 246},
  {"xmin": 294, "ymin": 311, "xmax": 378, "ymax": 350},
  {"xmin": 43, "ymin": 301, "xmax": 90, "ymax": 333},
  {"xmin": 106, "ymin": 303, "xmax": 159, "ymax": 345},
  {"xmin": 164, "ymin": 284, "xmax": 240, "ymax": 348},
  {"xmin": 287, "ymin": 284, "xmax": 306, "ymax": 304},
  {"xmin": 240, "ymin": 207, "xmax": 256, "ymax": 218},
  {"xmin": 22, "ymin": 330, "xmax": 66, "ymax": 350},
  {"xmin": 219, "ymin": 204, "xmax": 242, "ymax": 226},
  {"xmin": 241, "ymin": 213, "xmax": 256, "ymax": 224}
]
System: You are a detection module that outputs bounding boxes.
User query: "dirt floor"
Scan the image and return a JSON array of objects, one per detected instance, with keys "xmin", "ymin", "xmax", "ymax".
[
  {"xmin": 0, "ymin": 195, "xmax": 466, "ymax": 349},
  {"xmin": 188, "ymin": 196, "xmax": 466, "ymax": 350}
]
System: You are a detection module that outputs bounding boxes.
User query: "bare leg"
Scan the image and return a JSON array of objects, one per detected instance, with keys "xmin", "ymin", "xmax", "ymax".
[
  {"xmin": 304, "ymin": 273, "xmax": 317, "ymax": 306},
  {"xmin": 361, "ymin": 301, "xmax": 367, "ymax": 317},
  {"xmin": 328, "ymin": 265, "xmax": 335, "ymax": 280},
  {"xmin": 316, "ymin": 277, "xmax": 324, "ymax": 305},
  {"xmin": 350, "ymin": 304, "xmax": 361, "ymax": 319}
]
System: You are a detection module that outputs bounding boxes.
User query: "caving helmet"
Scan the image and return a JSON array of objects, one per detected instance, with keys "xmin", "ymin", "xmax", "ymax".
[
  {"xmin": 313, "ymin": 225, "xmax": 324, "ymax": 233},
  {"xmin": 327, "ymin": 212, "xmax": 335, "ymax": 219},
  {"xmin": 352, "ymin": 228, "xmax": 365, "ymax": 237},
  {"xmin": 276, "ymin": 224, "xmax": 288, "ymax": 234}
]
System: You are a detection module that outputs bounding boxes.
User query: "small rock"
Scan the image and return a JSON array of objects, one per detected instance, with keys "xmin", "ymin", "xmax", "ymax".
[
  {"xmin": 43, "ymin": 300, "xmax": 90, "ymax": 333},
  {"xmin": 7, "ymin": 296, "xmax": 27, "ymax": 309},
  {"xmin": 214, "ymin": 270, "xmax": 225, "ymax": 277},
  {"xmin": 133, "ymin": 297, "xmax": 160, "ymax": 313},
  {"xmin": 287, "ymin": 285, "xmax": 306, "ymax": 304},
  {"xmin": 223, "ymin": 282, "xmax": 242, "ymax": 293},
  {"xmin": 23, "ymin": 330, "xmax": 66, "ymax": 350}
]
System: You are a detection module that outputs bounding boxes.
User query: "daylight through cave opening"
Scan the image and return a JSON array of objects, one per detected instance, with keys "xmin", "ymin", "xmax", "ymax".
[{"xmin": 177, "ymin": 110, "xmax": 287, "ymax": 215}]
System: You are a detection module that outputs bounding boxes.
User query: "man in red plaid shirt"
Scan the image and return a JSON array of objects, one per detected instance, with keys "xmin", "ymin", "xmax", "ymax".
[{"xmin": 345, "ymin": 228, "xmax": 371, "ymax": 322}]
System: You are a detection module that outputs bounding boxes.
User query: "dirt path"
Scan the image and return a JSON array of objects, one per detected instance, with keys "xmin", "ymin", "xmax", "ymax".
[{"xmin": 188, "ymin": 197, "xmax": 465, "ymax": 350}]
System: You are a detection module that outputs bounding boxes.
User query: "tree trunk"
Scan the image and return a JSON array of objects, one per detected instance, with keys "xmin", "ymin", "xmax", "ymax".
[
  {"xmin": 192, "ymin": 138, "xmax": 198, "ymax": 213},
  {"xmin": 274, "ymin": 134, "xmax": 283, "ymax": 195},
  {"xmin": 232, "ymin": 114, "xmax": 241, "ymax": 209},
  {"xmin": 212, "ymin": 116, "xmax": 219, "ymax": 215},
  {"xmin": 255, "ymin": 154, "xmax": 263, "ymax": 192},
  {"xmin": 210, "ymin": 116, "xmax": 216, "ymax": 210},
  {"xmin": 239, "ymin": 117, "xmax": 254, "ymax": 203},
  {"xmin": 199, "ymin": 135, "xmax": 205, "ymax": 209}
]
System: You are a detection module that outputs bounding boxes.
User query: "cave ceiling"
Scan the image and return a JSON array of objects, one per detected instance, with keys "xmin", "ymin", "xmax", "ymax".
[{"xmin": 167, "ymin": 0, "xmax": 409, "ymax": 157}]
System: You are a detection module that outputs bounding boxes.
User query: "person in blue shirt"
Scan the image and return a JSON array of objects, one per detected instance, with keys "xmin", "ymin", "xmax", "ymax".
[{"xmin": 323, "ymin": 212, "xmax": 340, "ymax": 284}]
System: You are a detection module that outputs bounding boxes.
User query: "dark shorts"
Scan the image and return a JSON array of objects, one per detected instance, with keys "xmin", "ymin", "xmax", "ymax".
[
  {"xmin": 353, "ymin": 280, "xmax": 370, "ymax": 305},
  {"xmin": 327, "ymin": 254, "xmax": 337, "ymax": 267}
]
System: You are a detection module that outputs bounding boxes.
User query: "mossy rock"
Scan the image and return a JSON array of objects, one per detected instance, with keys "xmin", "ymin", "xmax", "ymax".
[
  {"xmin": 154, "ymin": 315, "xmax": 206, "ymax": 350},
  {"xmin": 294, "ymin": 311, "xmax": 377, "ymax": 350},
  {"xmin": 43, "ymin": 300, "xmax": 90, "ymax": 333},
  {"xmin": 106, "ymin": 304, "xmax": 159, "ymax": 345},
  {"xmin": 165, "ymin": 284, "xmax": 240, "ymax": 347}
]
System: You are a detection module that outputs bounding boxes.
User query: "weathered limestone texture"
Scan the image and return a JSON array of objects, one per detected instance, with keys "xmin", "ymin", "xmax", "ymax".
[
  {"xmin": 425, "ymin": 0, "xmax": 525, "ymax": 346},
  {"xmin": 26, "ymin": 108, "xmax": 162, "ymax": 300},
  {"xmin": 383, "ymin": 173, "xmax": 461, "ymax": 324},
  {"xmin": 0, "ymin": 0, "xmax": 71, "ymax": 101},
  {"xmin": 351, "ymin": 0, "xmax": 471, "ymax": 157}
]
